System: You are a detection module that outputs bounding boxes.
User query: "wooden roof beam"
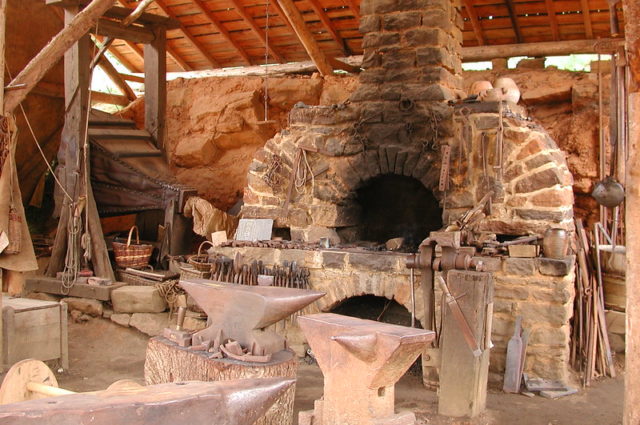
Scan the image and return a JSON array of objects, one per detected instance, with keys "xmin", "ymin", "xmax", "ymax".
[
  {"xmin": 504, "ymin": 0, "xmax": 523, "ymax": 43},
  {"xmin": 462, "ymin": 0, "xmax": 485, "ymax": 45},
  {"xmin": 140, "ymin": 0, "xmax": 220, "ymax": 68},
  {"xmin": 580, "ymin": 0, "xmax": 594, "ymax": 38},
  {"xmin": 4, "ymin": 0, "xmax": 115, "ymax": 114},
  {"xmin": 307, "ymin": 0, "xmax": 349, "ymax": 55},
  {"xmin": 544, "ymin": 0, "xmax": 560, "ymax": 41},
  {"xmin": 115, "ymin": 0, "xmax": 193, "ymax": 71},
  {"xmin": 276, "ymin": 0, "xmax": 333, "ymax": 75},
  {"xmin": 96, "ymin": 52, "xmax": 137, "ymax": 101},
  {"xmin": 188, "ymin": 0, "xmax": 252, "ymax": 65},
  {"xmin": 225, "ymin": 0, "xmax": 285, "ymax": 63},
  {"xmin": 344, "ymin": 0, "xmax": 360, "ymax": 20},
  {"xmin": 104, "ymin": 44, "xmax": 141, "ymax": 72}
]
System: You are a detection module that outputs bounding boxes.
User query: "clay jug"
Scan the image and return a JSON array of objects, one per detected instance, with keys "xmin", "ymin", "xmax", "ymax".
[{"xmin": 543, "ymin": 228, "xmax": 569, "ymax": 259}]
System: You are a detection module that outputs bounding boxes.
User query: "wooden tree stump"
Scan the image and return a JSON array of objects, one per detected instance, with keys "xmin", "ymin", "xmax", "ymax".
[{"xmin": 144, "ymin": 337, "xmax": 297, "ymax": 425}]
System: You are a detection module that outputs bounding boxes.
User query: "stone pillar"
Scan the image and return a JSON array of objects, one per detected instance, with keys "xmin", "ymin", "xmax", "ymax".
[{"xmin": 350, "ymin": 0, "xmax": 464, "ymax": 152}]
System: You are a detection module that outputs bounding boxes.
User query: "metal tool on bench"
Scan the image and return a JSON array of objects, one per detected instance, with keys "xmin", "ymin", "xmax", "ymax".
[
  {"xmin": 0, "ymin": 359, "xmax": 293, "ymax": 425},
  {"xmin": 179, "ymin": 279, "xmax": 324, "ymax": 361},
  {"xmin": 208, "ymin": 254, "xmax": 310, "ymax": 289},
  {"xmin": 162, "ymin": 306, "xmax": 191, "ymax": 347}
]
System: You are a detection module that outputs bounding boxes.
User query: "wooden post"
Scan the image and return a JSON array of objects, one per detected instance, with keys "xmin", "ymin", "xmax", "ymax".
[
  {"xmin": 438, "ymin": 270, "xmax": 493, "ymax": 418},
  {"xmin": 0, "ymin": 0, "xmax": 5, "ymax": 370},
  {"xmin": 3, "ymin": 0, "xmax": 114, "ymax": 114},
  {"xmin": 623, "ymin": 2, "xmax": 640, "ymax": 424},
  {"xmin": 144, "ymin": 25, "xmax": 166, "ymax": 151},
  {"xmin": 47, "ymin": 5, "xmax": 114, "ymax": 281}
]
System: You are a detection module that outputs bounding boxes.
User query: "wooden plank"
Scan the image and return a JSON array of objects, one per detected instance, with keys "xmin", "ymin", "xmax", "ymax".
[
  {"xmin": 3, "ymin": 0, "xmax": 114, "ymax": 114},
  {"xmin": 154, "ymin": 0, "xmax": 221, "ymax": 67},
  {"xmin": 276, "ymin": 0, "xmax": 333, "ymax": 75},
  {"xmin": 224, "ymin": 0, "xmax": 286, "ymax": 63},
  {"xmin": 0, "ymin": 0, "xmax": 5, "ymax": 114},
  {"xmin": 120, "ymin": 72, "xmax": 144, "ymax": 83},
  {"xmin": 623, "ymin": 2, "xmax": 640, "ymax": 423},
  {"xmin": 306, "ymin": 0, "xmax": 348, "ymax": 54},
  {"xmin": 145, "ymin": 25, "xmax": 167, "ymax": 151},
  {"xmin": 104, "ymin": 5, "xmax": 181, "ymax": 28},
  {"xmin": 25, "ymin": 277, "xmax": 126, "ymax": 301},
  {"xmin": 92, "ymin": 18, "xmax": 156, "ymax": 43},
  {"xmin": 463, "ymin": 0, "xmax": 486, "ymax": 45},
  {"xmin": 504, "ymin": 0, "xmax": 524, "ymax": 43},
  {"xmin": 107, "ymin": 45, "xmax": 141, "ymax": 72},
  {"xmin": 59, "ymin": 302, "xmax": 69, "ymax": 369},
  {"xmin": 91, "ymin": 90, "xmax": 130, "ymax": 106},
  {"xmin": 438, "ymin": 271, "xmax": 492, "ymax": 418},
  {"xmin": 181, "ymin": 0, "xmax": 252, "ymax": 64},
  {"xmin": 112, "ymin": 2, "xmax": 192, "ymax": 71},
  {"xmin": 88, "ymin": 128, "xmax": 151, "ymax": 139},
  {"xmin": 97, "ymin": 55, "xmax": 137, "ymax": 101},
  {"xmin": 461, "ymin": 37, "xmax": 623, "ymax": 60}
]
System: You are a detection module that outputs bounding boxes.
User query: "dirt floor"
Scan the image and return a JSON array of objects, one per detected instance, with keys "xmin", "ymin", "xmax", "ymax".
[{"xmin": 27, "ymin": 319, "xmax": 624, "ymax": 425}]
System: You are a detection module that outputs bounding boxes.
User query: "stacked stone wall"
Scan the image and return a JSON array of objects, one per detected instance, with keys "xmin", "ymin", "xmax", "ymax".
[{"xmin": 212, "ymin": 246, "xmax": 574, "ymax": 382}]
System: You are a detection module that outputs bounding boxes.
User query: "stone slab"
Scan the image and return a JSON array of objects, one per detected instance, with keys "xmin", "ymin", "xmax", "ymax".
[
  {"xmin": 111, "ymin": 286, "xmax": 168, "ymax": 314},
  {"xmin": 25, "ymin": 276, "xmax": 125, "ymax": 301},
  {"xmin": 130, "ymin": 313, "xmax": 168, "ymax": 336}
]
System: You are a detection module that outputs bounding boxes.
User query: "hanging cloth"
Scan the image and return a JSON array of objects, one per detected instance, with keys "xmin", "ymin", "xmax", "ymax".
[{"xmin": 0, "ymin": 116, "xmax": 38, "ymax": 272}]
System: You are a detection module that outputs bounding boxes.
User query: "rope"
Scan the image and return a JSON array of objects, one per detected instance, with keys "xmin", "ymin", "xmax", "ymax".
[
  {"xmin": 294, "ymin": 149, "xmax": 314, "ymax": 193},
  {"xmin": 4, "ymin": 63, "xmax": 73, "ymax": 203},
  {"xmin": 155, "ymin": 279, "xmax": 185, "ymax": 325},
  {"xmin": 61, "ymin": 203, "xmax": 82, "ymax": 294}
]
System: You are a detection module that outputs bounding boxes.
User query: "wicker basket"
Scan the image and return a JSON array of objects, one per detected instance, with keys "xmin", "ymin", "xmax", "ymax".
[
  {"xmin": 187, "ymin": 241, "xmax": 215, "ymax": 272},
  {"xmin": 179, "ymin": 263, "xmax": 211, "ymax": 280},
  {"xmin": 112, "ymin": 226, "xmax": 153, "ymax": 269}
]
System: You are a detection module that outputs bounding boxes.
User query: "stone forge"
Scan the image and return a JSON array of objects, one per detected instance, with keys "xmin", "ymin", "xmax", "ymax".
[
  {"xmin": 298, "ymin": 313, "xmax": 434, "ymax": 425},
  {"xmin": 236, "ymin": 0, "xmax": 576, "ymax": 383}
]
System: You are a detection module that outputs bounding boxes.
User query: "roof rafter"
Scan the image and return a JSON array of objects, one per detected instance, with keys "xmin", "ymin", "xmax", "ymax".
[
  {"xmin": 580, "ymin": 0, "xmax": 594, "ymax": 38},
  {"xmin": 276, "ymin": 0, "xmax": 333, "ymax": 75},
  {"xmin": 152, "ymin": 0, "xmax": 220, "ymax": 68},
  {"xmin": 462, "ymin": 0, "xmax": 485, "ymax": 46},
  {"xmin": 115, "ymin": 0, "xmax": 193, "ymax": 71},
  {"xmin": 504, "ymin": 0, "xmax": 523, "ymax": 43},
  {"xmin": 544, "ymin": 0, "xmax": 560, "ymax": 41},
  {"xmin": 225, "ymin": 0, "xmax": 285, "ymax": 63},
  {"xmin": 306, "ymin": 0, "xmax": 349, "ymax": 55},
  {"xmin": 188, "ymin": 0, "xmax": 253, "ymax": 65},
  {"xmin": 343, "ymin": 0, "xmax": 360, "ymax": 20}
]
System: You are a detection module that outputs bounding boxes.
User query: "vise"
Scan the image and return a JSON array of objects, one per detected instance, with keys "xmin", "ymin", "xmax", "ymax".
[{"xmin": 406, "ymin": 230, "xmax": 494, "ymax": 417}]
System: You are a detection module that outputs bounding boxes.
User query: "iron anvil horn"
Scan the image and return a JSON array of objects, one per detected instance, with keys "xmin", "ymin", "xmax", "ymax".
[
  {"xmin": 0, "ymin": 378, "xmax": 295, "ymax": 425},
  {"xmin": 180, "ymin": 279, "xmax": 325, "ymax": 355}
]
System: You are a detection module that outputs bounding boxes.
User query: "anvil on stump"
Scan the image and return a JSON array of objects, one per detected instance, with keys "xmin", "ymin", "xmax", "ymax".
[
  {"xmin": 0, "ymin": 378, "xmax": 294, "ymax": 425},
  {"xmin": 298, "ymin": 313, "xmax": 435, "ymax": 425},
  {"xmin": 180, "ymin": 279, "xmax": 325, "ymax": 359}
]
